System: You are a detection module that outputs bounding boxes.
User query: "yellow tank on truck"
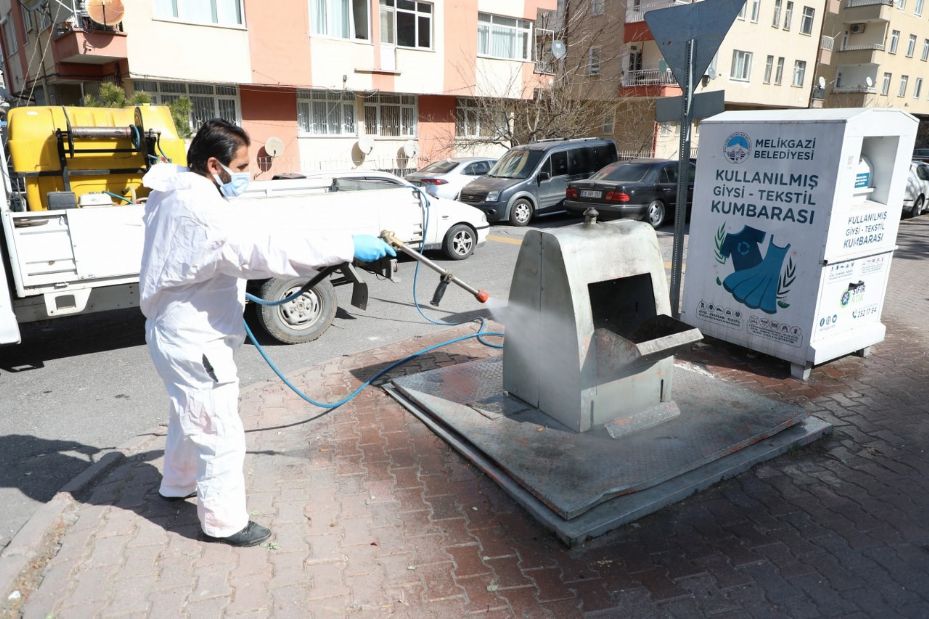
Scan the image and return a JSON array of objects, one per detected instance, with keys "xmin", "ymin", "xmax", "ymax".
[{"xmin": 6, "ymin": 105, "xmax": 186, "ymax": 211}]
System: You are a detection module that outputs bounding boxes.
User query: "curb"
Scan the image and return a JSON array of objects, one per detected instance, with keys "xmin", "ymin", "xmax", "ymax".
[{"xmin": 0, "ymin": 431, "xmax": 160, "ymax": 604}]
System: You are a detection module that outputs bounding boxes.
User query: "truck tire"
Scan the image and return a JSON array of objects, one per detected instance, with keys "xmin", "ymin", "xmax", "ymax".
[
  {"xmin": 255, "ymin": 276, "xmax": 337, "ymax": 345},
  {"xmin": 443, "ymin": 224, "xmax": 476, "ymax": 260}
]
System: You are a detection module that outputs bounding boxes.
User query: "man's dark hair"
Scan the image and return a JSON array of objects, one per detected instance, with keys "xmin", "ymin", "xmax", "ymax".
[{"xmin": 187, "ymin": 119, "xmax": 250, "ymax": 174}]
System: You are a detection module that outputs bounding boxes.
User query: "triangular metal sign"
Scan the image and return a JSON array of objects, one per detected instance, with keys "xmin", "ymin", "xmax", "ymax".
[{"xmin": 644, "ymin": 0, "xmax": 746, "ymax": 88}]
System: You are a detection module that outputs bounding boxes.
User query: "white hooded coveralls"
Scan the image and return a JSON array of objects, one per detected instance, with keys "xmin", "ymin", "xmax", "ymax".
[{"xmin": 140, "ymin": 165, "xmax": 353, "ymax": 537}]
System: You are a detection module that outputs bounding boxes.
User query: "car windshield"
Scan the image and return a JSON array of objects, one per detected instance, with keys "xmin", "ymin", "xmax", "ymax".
[
  {"xmin": 590, "ymin": 162, "xmax": 652, "ymax": 182},
  {"xmin": 420, "ymin": 160, "xmax": 458, "ymax": 174},
  {"xmin": 487, "ymin": 150, "xmax": 544, "ymax": 179}
]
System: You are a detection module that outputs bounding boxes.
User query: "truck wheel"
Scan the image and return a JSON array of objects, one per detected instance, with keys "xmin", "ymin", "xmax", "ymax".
[
  {"xmin": 255, "ymin": 276, "xmax": 337, "ymax": 345},
  {"xmin": 508, "ymin": 199, "xmax": 534, "ymax": 226},
  {"xmin": 912, "ymin": 195, "xmax": 925, "ymax": 218},
  {"xmin": 443, "ymin": 224, "xmax": 476, "ymax": 260}
]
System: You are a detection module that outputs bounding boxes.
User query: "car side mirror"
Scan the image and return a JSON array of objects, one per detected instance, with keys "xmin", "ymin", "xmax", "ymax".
[{"xmin": 537, "ymin": 171, "xmax": 550, "ymax": 183}]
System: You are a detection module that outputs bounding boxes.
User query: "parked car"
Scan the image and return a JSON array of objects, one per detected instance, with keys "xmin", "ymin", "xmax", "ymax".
[
  {"xmin": 458, "ymin": 138, "xmax": 618, "ymax": 226},
  {"xmin": 242, "ymin": 170, "xmax": 489, "ymax": 260},
  {"xmin": 235, "ymin": 170, "xmax": 490, "ymax": 344},
  {"xmin": 404, "ymin": 157, "xmax": 496, "ymax": 199},
  {"xmin": 564, "ymin": 158, "xmax": 696, "ymax": 229},
  {"xmin": 903, "ymin": 161, "xmax": 929, "ymax": 218},
  {"xmin": 912, "ymin": 148, "xmax": 929, "ymax": 163}
]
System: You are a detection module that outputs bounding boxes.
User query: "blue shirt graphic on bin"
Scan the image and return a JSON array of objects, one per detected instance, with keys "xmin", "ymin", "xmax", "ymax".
[{"xmin": 720, "ymin": 225, "xmax": 766, "ymax": 271}]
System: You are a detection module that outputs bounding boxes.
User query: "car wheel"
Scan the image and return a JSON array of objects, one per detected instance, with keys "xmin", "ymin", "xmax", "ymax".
[
  {"xmin": 646, "ymin": 200, "xmax": 666, "ymax": 229},
  {"xmin": 255, "ymin": 275, "xmax": 337, "ymax": 345},
  {"xmin": 509, "ymin": 198, "xmax": 534, "ymax": 226},
  {"xmin": 443, "ymin": 224, "xmax": 476, "ymax": 260},
  {"xmin": 912, "ymin": 195, "xmax": 925, "ymax": 218}
]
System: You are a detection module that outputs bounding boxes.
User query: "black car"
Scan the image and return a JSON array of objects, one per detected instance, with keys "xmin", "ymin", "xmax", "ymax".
[{"xmin": 564, "ymin": 158, "xmax": 695, "ymax": 228}]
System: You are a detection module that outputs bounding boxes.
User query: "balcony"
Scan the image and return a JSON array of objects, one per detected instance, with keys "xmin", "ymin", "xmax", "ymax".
[
  {"xmin": 837, "ymin": 42, "xmax": 884, "ymax": 51},
  {"xmin": 626, "ymin": 0, "xmax": 692, "ymax": 23},
  {"xmin": 53, "ymin": 23, "xmax": 127, "ymax": 65},
  {"xmin": 620, "ymin": 68, "xmax": 681, "ymax": 97},
  {"xmin": 622, "ymin": 68, "xmax": 677, "ymax": 87},
  {"xmin": 842, "ymin": 0, "xmax": 892, "ymax": 23}
]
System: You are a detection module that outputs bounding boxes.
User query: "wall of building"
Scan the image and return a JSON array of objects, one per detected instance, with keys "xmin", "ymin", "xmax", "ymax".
[
  {"xmin": 244, "ymin": 0, "xmax": 311, "ymax": 87},
  {"xmin": 123, "ymin": 2, "xmax": 251, "ymax": 85},
  {"xmin": 240, "ymin": 86, "xmax": 300, "ymax": 178}
]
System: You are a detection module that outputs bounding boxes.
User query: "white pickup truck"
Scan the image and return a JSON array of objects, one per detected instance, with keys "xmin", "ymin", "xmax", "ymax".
[{"xmin": 1, "ymin": 145, "xmax": 489, "ymax": 346}]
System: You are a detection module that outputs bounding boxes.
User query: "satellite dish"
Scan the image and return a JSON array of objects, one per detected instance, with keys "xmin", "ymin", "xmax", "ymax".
[
  {"xmin": 402, "ymin": 140, "xmax": 419, "ymax": 158},
  {"xmin": 264, "ymin": 136, "xmax": 284, "ymax": 157},
  {"xmin": 551, "ymin": 40, "xmax": 567, "ymax": 60},
  {"xmin": 357, "ymin": 135, "xmax": 374, "ymax": 154},
  {"xmin": 86, "ymin": 0, "xmax": 125, "ymax": 27},
  {"xmin": 865, "ymin": 76, "xmax": 874, "ymax": 88},
  {"xmin": 818, "ymin": 76, "xmax": 826, "ymax": 89}
]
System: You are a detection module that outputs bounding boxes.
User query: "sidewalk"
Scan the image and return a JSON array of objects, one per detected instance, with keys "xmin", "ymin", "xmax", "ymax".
[{"xmin": 4, "ymin": 218, "xmax": 929, "ymax": 618}]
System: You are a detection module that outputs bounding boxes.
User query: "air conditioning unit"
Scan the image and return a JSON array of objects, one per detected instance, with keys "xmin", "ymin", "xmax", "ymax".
[{"xmin": 849, "ymin": 23, "xmax": 866, "ymax": 34}]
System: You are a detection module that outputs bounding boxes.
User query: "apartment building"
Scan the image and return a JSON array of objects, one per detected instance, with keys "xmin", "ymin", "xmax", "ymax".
[
  {"xmin": 817, "ymin": 0, "xmax": 929, "ymax": 127},
  {"xmin": 567, "ymin": 0, "xmax": 826, "ymax": 156},
  {"xmin": 0, "ymin": 0, "xmax": 555, "ymax": 176}
]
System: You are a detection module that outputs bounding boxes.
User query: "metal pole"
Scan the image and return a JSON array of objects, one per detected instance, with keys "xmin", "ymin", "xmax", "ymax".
[{"xmin": 669, "ymin": 38, "xmax": 695, "ymax": 318}]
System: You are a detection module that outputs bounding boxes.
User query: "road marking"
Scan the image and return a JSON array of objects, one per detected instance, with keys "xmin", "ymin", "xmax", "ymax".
[{"xmin": 488, "ymin": 235, "xmax": 524, "ymax": 246}]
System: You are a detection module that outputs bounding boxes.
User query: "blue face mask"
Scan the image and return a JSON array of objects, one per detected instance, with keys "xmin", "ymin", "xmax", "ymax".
[{"xmin": 212, "ymin": 162, "xmax": 250, "ymax": 198}]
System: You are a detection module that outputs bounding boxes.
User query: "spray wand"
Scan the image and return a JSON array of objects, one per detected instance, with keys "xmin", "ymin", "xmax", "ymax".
[{"xmin": 380, "ymin": 230, "xmax": 490, "ymax": 307}]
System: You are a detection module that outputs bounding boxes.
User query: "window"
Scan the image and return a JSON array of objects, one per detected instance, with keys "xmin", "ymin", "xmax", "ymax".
[
  {"xmin": 792, "ymin": 60, "xmax": 806, "ymax": 86},
  {"xmin": 3, "ymin": 12, "xmax": 18, "ymax": 54},
  {"xmin": 763, "ymin": 55, "xmax": 774, "ymax": 83},
  {"xmin": 661, "ymin": 166, "xmax": 679, "ymax": 184},
  {"xmin": 907, "ymin": 34, "xmax": 917, "ymax": 57},
  {"xmin": 774, "ymin": 57, "xmax": 785, "ymax": 84},
  {"xmin": 310, "ymin": 0, "xmax": 369, "ymax": 40},
  {"xmin": 730, "ymin": 50, "xmax": 752, "ymax": 81},
  {"xmin": 547, "ymin": 152, "xmax": 568, "ymax": 177},
  {"xmin": 380, "ymin": 0, "xmax": 431, "ymax": 48},
  {"xmin": 154, "ymin": 0, "xmax": 244, "ymax": 26},
  {"xmin": 364, "ymin": 93, "xmax": 416, "ymax": 137},
  {"xmin": 890, "ymin": 30, "xmax": 900, "ymax": 54},
  {"xmin": 917, "ymin": 0, "xmax": 925, "ymax": 15},
  {"xmin": 591, "ymin": 0, "xmax": 605, "ymax": 16},
  {"xmin": 922, "ymin": 38, "xmax": 929, "ymax": 60},
  {"xmin": 750, "ymin": 0, "xmax": 762, "ymax": 21},
  {"xmin": 772, "ymin": 0, "xmax": 782, "ymax": 26},
  {"xmin": 629, "ymin": 46, "xmax": 643, "ymax": 72},
  {"xmin": 588, "ymin": 47, "xmax": 601, "ymax": 76},
  {"xmin": 835, "ymin": 72, "xmax": 843, "ymax": 88},
  {"xmin": 297, "ymin": 90, "xmax": 356, "ymax": 135},
  {"xmin": 455, "ymin": 98, "xmax": 505, "ymax": 138},
  {"xmin": 133, "ymin": 81, "xmax": 239, "ymax": 131},
  {"xmin": 478, "ymin": 13, "xmax": 533, "ymax": 61},
  {"xmin": 463, "ymin": 161, "xmax": 492, "ymax": 175},
  {"xmin": 738, "ymin": 2, "xmax": 747, "ymax": 18},
  {"xmin": 881, "ymin": 72, "xmax": 892, "ymax": 95},
  {"xmin": 895, "ymin": 0, "xmax": 905, "ymax": 8},
  {"xmin": 899, "ymin": 75, "xmax": 908, "ymax": 97},
  {"xmin": 915, "ymin": 77, "xmax": 923, "ymax": 98},
  {"xmin": 800, "ymin": 6, "xmax": 814, "ymax": 34},
  {"xmin": 783, "ymin": 1, "xmax": 793, "ymax": 29}
]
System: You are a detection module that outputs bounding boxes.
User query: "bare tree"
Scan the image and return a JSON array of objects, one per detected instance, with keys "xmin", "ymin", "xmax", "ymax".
[{"xmin": 445, "ymin": 0, "xmax": 653, "ymax": 152}]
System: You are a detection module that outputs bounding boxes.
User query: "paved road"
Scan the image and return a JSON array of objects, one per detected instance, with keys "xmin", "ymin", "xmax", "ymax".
[{"xmin": 4, "ymin": 213, "xmax": 670, "ymax": 551}]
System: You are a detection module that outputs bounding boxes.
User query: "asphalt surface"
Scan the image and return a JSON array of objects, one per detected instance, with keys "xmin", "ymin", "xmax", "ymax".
[{"xmin": 0, "ymin": 213, "xmax": 676, "ymax": 552}]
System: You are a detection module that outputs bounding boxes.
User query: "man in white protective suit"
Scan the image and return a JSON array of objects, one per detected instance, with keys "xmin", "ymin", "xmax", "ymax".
[{"xmin": 140, "ymin": 119, "xmax": 395, "ymax": 546}]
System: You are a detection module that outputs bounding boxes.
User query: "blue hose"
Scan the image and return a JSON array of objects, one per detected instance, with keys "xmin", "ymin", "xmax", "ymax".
[{"xmin": 242, "ymin": 186, "xmax": 503, "ymax": 409}]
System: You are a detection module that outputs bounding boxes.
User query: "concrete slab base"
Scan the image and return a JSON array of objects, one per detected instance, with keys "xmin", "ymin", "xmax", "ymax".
[{"xmin": 386, "ymin": 357, "xmax": 831, "ymax": 546}]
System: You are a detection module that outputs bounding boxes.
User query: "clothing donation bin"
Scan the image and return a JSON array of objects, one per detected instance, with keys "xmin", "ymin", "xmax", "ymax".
[{"xmin": 681, "ymin": 109, "xmax": 917, "ymax": 379}]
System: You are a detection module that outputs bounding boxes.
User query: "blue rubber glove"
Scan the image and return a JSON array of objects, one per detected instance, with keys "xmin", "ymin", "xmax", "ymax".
[{"xmin": 352, "ymin": 235, "xmax": 397, "ymax": 262}]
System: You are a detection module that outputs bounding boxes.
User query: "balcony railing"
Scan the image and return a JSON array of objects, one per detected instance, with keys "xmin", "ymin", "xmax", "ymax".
[
  {"xmin": 627, "ymin": 0, "xmax": 692, "ymax": 22},
  {"xmin": 838, "ymin": 42, "xmax": 885, "ymax": 51},
  {"xmin": 833, "ymin": 84, "xmax": 877, "ymax": 93},
  {"xmin": 845, "ymin": 0, "xmax": 891, "ymax": 7},
  {"xmin": 820, "ymin": 35, "xmax": 835, "ymax": 51},
  {"xmin": 622, "ymin": 68, "xmax": 678, "ymax": 87}
]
